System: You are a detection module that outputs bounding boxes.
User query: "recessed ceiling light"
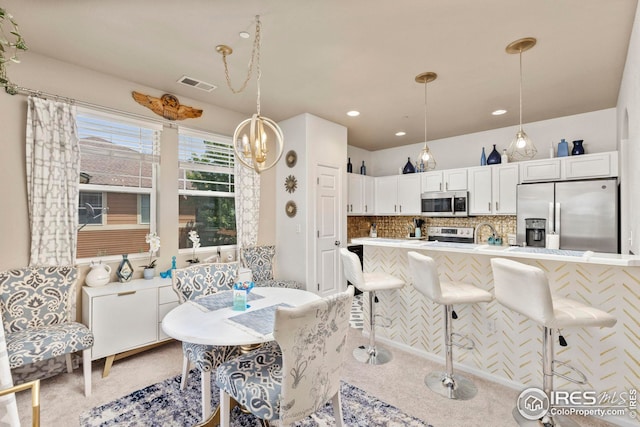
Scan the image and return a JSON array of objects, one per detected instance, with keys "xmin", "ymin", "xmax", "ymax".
[
  {"xmin": 347, "ymin": 111, "xmax": 360, "ymax": 117},
  {"xmin": 395, "ymin": 131, "xmax": 406, "ymax": 136},
  {"xmin": 492, "ymin": 109, "xmax": 507, "ymax": 116},
  {"xmin": 239, "ymin": 31, "xmax": 250, "ymax": 39}
]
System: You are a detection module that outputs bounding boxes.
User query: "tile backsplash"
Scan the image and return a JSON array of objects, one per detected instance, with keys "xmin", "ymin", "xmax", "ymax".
[{"xmin": 347, "ymin": 215, "xmax": 516, "ymax": 243}]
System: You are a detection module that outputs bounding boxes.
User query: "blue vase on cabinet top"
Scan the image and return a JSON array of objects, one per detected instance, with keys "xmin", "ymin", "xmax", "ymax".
[
  {"xmin": 557, "ymin": 139, "xmax": 569, "ymax": 157},
  {"xmin": 486, "ymin": 144, "xmax": 501, "ymax": 164},
  {"xmin": 571, "ymin": 140, "xmax": 585, "ymax": 155},
  {"xmin": 480, "ymin": 147, "xmax": 487, "ymax": 166},
  {"xmin": 402, "ymin": 157, "xmax": 415, "ymax": 174}
]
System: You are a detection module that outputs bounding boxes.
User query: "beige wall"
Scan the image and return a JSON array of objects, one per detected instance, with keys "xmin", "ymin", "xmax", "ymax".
[{"xmin": 0, "ymin": 52, "xmax": 276, "ymax": 272}]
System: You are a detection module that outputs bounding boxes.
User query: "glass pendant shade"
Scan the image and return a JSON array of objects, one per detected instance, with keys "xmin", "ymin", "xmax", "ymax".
[
  {"xmin": 419, "ymin": 144, "xmax": 436, "ymax": 170},
  {"xmin": 507, "ymin": 128, "xmax": 537, "ymax": 161}
]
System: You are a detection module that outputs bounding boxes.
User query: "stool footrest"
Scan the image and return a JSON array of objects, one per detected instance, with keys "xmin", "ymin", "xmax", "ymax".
[
  {"xmin": 451, "ymin": 332, "xmax": 475, "ymax": 351},
  {"xmin": 553, "ymin": 359, "xmax": 588, "ymax": 385}
]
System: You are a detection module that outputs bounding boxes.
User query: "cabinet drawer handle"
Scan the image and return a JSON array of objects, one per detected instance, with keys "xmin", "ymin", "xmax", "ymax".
[
  {"xmin": 488, "ymin": 202, "xmax": 491, "ymax": 211},
  {"xmin": 365, "ymin": 205, "xmax": 367, "ymax": 212},
  {"xmin": 117, "ymin": 291, "xmax": 136, "ymax": 296},
  {"xmin": 496, "ymin": 201, "xmax": 499, "ymax": 211}
]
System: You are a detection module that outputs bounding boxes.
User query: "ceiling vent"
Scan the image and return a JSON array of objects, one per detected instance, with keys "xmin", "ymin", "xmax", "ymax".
[{"xmin": 177, "ymin": 75, "xmax": 217, "ymax": 92}]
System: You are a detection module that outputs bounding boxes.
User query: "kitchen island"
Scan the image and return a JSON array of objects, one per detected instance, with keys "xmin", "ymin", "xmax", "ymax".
[{"xmin": 351, "ymin": 237, "xmax": 639, "ymax": 427}]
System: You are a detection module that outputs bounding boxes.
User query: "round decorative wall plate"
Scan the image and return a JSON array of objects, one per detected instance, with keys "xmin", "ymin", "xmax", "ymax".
[
  {"xmin": 285, "ymin": 200, "xmax": 297, "ymax": 218},
  {"xmin": 284, "ymin": 175, "xmax": 297, "ymax": 193},
  {"xmin": 285, "ymin": 150, "xmax": 297, "ymax": 168}
]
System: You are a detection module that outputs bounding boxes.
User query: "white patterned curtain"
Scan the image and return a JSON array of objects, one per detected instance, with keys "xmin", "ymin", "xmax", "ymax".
[
  {"xmin": 234, "ymin": 160, "xmax": 260, "ymax": 256},
  {"xmin": 26, "ymin": 96, "xmax": 80, "ymax": 266}
]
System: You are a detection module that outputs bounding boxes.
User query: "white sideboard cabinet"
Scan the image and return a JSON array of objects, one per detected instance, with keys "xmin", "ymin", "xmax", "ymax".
[{"xmin": 82, "ymin": 277, "xmax": 177, "ymax": 377}]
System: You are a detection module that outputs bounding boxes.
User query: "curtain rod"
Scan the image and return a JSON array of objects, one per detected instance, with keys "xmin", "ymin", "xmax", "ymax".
[{"xmin": 4, "ymin": 84, "xmax": 178, "ymax": 128}]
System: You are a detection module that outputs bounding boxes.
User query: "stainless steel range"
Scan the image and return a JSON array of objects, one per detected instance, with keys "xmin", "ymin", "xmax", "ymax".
[{"xmin": 426, "ymin": 226, "xmax": 474, "ymax": 244}]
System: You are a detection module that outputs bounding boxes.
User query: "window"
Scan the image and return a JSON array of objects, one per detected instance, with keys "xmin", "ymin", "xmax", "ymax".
[
  {"xmin": 76, "ymin": 108, "xmax": 161, "ymax": 260},
  {"xmin": 178, "ymin": 129, "xmax": 236, "ymax": 250}
]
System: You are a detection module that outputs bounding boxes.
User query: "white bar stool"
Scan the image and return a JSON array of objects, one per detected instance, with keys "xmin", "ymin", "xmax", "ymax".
[
  {"xmin": 491, "ymin": 258, "xmax": 617, "ymax": 427},
  {"xmin": 339, "ymin": 248, "xmax": 404, "ymax": 365},
  {"xmin": 407, "ymin": 251, "xmax": 493, "ymax": 400}
]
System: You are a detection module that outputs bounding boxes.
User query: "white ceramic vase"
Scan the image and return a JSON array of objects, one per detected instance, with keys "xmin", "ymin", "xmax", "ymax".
[{"xmin": 86, "ymin": 262, "xmax": 111, "ymax": 287}]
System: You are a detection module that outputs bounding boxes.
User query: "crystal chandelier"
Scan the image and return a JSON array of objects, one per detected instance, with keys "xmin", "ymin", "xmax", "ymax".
[
  {"xmin": 216, "ymin": 15, "xmax": 283, "ymax": 173},
  {"xmin": 505, "ymin": 37, "xmax": 537, "ymax": 161},
  {"xmin": 415, "ymin": 72, "xmax": 437, "ymax": 171}
]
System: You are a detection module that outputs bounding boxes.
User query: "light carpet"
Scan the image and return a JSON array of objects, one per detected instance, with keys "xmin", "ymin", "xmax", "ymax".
[{"xmin": 79, "ymin": 370, "xmax": 432, "ymax": 427}]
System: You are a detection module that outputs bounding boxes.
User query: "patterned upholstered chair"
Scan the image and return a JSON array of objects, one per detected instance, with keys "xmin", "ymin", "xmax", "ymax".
[
  {"xmin": 0, "ymin": 266, "xmax": 93, "ymax": 397},
  {"xmin": 0, "ymin": 318, "xmax": 40, "ymax": 426},
  {"xmin": 171, "ymin": 262, "xmax": 242, "ymax": 422},
  {"xmin": 240, "ymin": 245, "xmax": 303, "ymax": 290},
  {"xmin": 216, "ymin": 286, "xmax": 354, "ymax": 427}
]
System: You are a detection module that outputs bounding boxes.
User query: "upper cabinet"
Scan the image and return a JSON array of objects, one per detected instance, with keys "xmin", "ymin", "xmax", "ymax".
[
  {"xmin": 562, "ymin": 152, "xmax": 618, "ymax": 180},
  {"xmin": 421, "ymin": 168, "xmax": 467, "ymax": 192},
  {"xmin": 375, "ymin": 174, "xmax": 421, "ymax": 215},
  {"xmin": 347, "ymin": 174, "xmax": 374, "ymax": 215},
  {"xmin": 520, "ymin": 151, "xmax": 618, "ymax": 183},
  {"xmin": 519, "ymin": 158, "xmax": 561, "ymax": 183},
  {"xmin": 468, "ymin": 164, "xmax": 519, "ymax": 215}
]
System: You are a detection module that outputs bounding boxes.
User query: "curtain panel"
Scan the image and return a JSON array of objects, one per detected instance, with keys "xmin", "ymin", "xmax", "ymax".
[
  {"xmin": 26, "ymin": 96, "xmax": 80, "ymax": 266},
  {"xmin": 234, "ymin": 161, "xmax": 260, "ymax": 255}
]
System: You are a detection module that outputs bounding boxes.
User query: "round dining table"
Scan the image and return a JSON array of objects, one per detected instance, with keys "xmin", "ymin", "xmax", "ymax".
[{"xmin": 162, "ymin": 287, "xmax": 320, "ymax": 347}]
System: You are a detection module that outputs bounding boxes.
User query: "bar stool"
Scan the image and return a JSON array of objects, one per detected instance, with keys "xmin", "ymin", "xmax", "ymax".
[
  {"xmin": 491, "ymin": 258, "xmax": 617, "ymax": 426},
  {"xmin": 407, "ymin": 251, "xmax": 493, "ymax": 400},
  {"xmin": 339, "ymin": 248, "xmax": 404, "ymax": 365}
]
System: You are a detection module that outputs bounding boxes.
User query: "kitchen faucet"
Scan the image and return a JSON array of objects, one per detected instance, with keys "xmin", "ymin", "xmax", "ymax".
[{"xmin": 474, "ymin": 222, "xmax": 497, "ymax": 244}]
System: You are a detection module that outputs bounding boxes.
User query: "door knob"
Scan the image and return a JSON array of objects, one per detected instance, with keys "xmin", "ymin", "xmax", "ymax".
[{"xmin": 334, "ymin": 240, "xmax": 341, "ymax": 246}]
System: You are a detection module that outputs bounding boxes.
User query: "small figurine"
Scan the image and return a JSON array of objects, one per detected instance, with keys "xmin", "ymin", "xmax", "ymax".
[{"xmin": 160, "ymin": 256, "xmax": 178, "ymax": 279}]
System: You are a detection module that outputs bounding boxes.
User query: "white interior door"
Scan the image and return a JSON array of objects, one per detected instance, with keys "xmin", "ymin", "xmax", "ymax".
[{"xmin": 316, "ymin": 164, "xmax": 342, "ymax": 297}]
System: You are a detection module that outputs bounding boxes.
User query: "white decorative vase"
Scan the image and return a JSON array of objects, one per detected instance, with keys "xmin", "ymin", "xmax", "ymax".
[
  {"xmin": 143, "ymin": 268, "xmax": 155, "ymax": 280},
  {"xmin": 86, "ymin": 262, "xmax": 111, "ymax": 287}
]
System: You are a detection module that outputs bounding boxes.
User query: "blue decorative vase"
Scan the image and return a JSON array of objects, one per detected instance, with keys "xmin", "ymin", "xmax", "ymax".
[
  {"xmin": 557, "ymin": 139, "xmax": 569, "ymax": 157},
  {"xmin": 486, "ymin": 144, "xmax": 501, "ymax": 165},
  {"xmin": 571, "ymin": 140, "xmax": 585, "ymax": 155},
  {"xmin": 116, "ymin": 254, "xmax": 133, "ymax": 283},
  {"xmin": 402, "ymin": 157, "xmax": 415, "ymax": 174},
  {"xmin": 480, "ymin": 147, "xmax": 487, "ymax": 166}
]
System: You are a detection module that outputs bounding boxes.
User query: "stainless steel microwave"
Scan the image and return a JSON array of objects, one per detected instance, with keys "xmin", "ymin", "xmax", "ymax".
[{"xmin": 421, "ymin": 191, "xmax": 469, "ymax": 217}]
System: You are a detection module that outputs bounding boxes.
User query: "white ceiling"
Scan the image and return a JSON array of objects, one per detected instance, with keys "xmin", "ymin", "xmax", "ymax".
[{"xmin": 3, "ymin": 0, "xmax": 637, "ymax": 151}]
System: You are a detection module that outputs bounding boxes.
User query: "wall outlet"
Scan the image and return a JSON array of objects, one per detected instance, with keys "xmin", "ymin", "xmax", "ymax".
[{"xmin": 485, "ymin": 318, "xmax": 497, "ymax": 334}]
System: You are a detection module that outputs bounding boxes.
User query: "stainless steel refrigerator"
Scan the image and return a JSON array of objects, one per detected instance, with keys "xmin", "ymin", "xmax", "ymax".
[{"xmin": 516, "ymin": 178, "xmax": 619, "ymax": 253}]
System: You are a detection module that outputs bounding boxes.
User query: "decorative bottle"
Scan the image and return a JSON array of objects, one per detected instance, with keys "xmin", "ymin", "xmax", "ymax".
[
  {"xmin": 360, "ymin": 161, "xmax": 366, "ymax": 175},
  {"xmin": 549, "ymin": 143, "xmax": 555, "ymax": 158},
  {"xmin": 501, "ymin": 149, "xmax": 509, "ymax": 164},
  {"xmin": 116, "ymin": 254, "xmax": 133, "ymax": 283},
  {"xmin": 347, "ymin": 157, "xmax": 353, "ymax": 173},
  {"xmin": 419, "ymin": 158, "xmax": 425, "ymax": 173},
  {"xmin": 480, "ymin": 147, "xmax": 487, "ymax": 166},
  {"xmin": 571, "ymin": 140, "xmax": 585, "ymax": 155},
  {"xmin": 402, "ymin": 157, "xmax": 415, "ymax": 174},
  {"xmin": 557, "ymin": 139, "xmax": 569, "ymax": 157},
  {"xmin": 486, "ymin": 144, "xmax": 501, "ymax": 164}
]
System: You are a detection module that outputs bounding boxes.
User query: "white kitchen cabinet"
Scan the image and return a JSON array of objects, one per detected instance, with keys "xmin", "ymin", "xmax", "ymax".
[
  {"xmin": 468, "ymin": 164, "xmax": 518, "ymax": 215},
  {"xmin": 375, "ymin": 174, "xmax": 421, "ymax": 215},
  {"xmin": 421, "ymin": 168, "xmax": 467, "ymax": 192},
  {"xmin": 561, "ymin": 151, "xmax": 618, "ymax": 180},
  {"xmin": 520, "ymin": 158, "xmax": 561, "ymax": 182},
  {"xmin": 347, "ymin": 174, "xmax": 374, "ymax": 215},
  {"xmin": 82, "ymin": 277, "xmax": 177, "ymax": 376}
]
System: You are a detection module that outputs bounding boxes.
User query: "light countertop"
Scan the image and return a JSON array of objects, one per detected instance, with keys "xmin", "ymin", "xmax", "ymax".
[{"xmin": 350, "ymin": 237, "xmax": 640, "ymax": 267}]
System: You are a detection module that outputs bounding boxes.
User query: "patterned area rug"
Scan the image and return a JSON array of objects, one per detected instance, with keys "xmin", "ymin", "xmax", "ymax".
[
  {"xmin": 349, "ymin": 293, "xmax": 364, "ymax": 329},
  {"xmin": 80, "ymin": 370, "xmax": 431, "ymax": 427}
]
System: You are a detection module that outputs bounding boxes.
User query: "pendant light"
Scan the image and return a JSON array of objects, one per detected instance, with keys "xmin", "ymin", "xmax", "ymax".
[
  {"xmin": 415, "ymin": 72, "xmax": 437, "ymax": 171},
  {"xmin": 216, "ymin": 16, "xmax": 284, "ymax": 173},
  {"xmin": 505, "ymin": 37, "xmax": 537, "ymax": 161}
]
